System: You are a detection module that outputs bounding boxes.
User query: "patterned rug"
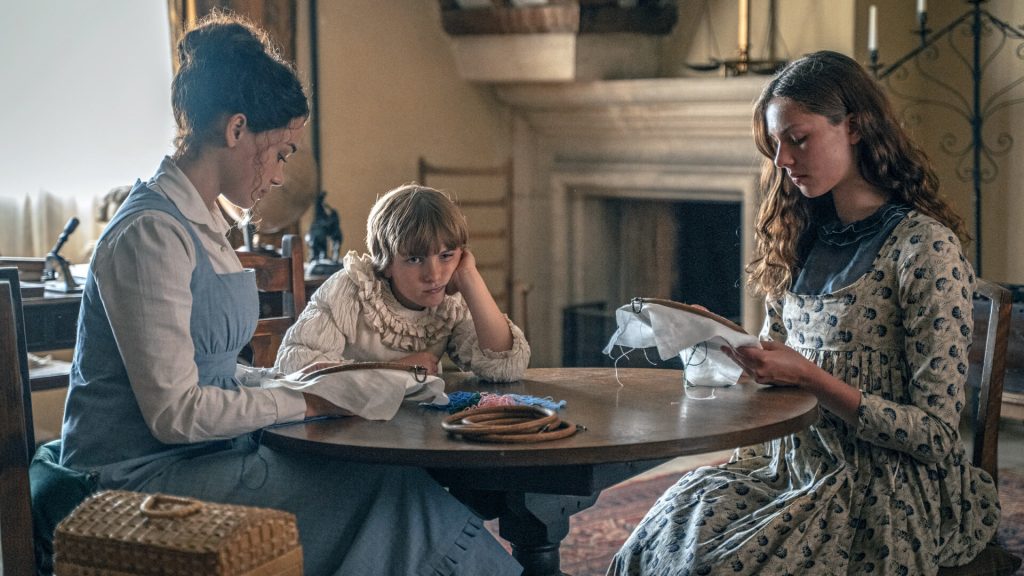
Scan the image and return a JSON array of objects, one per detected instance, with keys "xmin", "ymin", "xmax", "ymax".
[{"xmin": 488, "ymin": 468, "xmax": 1024, "ymax": 576}]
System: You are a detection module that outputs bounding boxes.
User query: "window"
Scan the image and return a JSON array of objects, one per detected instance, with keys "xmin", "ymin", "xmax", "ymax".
[{"xmin": 0, "ymin": 1, "xmax": 176, "ymax": 198}]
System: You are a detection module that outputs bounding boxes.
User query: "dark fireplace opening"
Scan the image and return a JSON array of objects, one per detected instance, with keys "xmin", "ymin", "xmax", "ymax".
[
  {"xmin": 672, "ymin": 200, "xmax": 743, "ymax": 323},
  {"xmin": 562, "ymin": 198, "xmax": 743, "ymax": 367}
]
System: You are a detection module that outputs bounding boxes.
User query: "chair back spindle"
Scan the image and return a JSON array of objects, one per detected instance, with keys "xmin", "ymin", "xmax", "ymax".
[
  {"xmin": 236, "ymin": 234, "xmax": 306, "ymax": 368},
  {"xmin": 936, "ymin": 278, "xmax": 1021, "ymax": 575}
]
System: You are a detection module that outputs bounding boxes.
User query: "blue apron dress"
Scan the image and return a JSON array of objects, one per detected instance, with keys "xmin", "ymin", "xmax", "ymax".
[{"xmin": 60, "ymin": 182, "xmax": 520, "ymax": 576}]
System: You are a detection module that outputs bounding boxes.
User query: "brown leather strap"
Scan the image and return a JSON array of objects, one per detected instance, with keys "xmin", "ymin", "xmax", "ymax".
[
  {"xmin": 442, "ymin": 405, "xmax": 581, "ymax": 443},
  {"xmin": 299, "ymin": 362, "xmax": 428, "ymax": 383},
  {"xmin": 631, "ymin": 297, "xmax": 748, "ymax": 334}
]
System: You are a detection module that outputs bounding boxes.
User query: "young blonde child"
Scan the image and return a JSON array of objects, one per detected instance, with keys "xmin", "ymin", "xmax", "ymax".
[{"xmin": 276, "ymin": 183, "xmax": 530, "ymax": 381}]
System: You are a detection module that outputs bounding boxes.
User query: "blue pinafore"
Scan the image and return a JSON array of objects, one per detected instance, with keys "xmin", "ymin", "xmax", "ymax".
[{"xmin": 61, "ymin": 181, "xmax": 257, "ymax": 474}]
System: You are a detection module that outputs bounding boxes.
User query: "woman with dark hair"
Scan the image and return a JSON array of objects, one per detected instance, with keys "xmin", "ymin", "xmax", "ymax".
[
  {"xmin": 59, "ymin": 12, "xmax": 520, "ymax": 576},
  {"xmin": 609, "ymin": 51, "xmax": 999, "ymax": 575}
]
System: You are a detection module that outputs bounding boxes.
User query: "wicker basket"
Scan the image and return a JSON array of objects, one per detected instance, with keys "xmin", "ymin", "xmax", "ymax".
[{"xmin": 53, "ymin": 490, "xmax": 303, "ymax": 576}]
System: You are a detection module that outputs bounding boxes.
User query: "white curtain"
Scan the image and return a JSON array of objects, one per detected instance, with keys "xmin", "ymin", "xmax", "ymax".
[
  {"xmin": 1, "ymin": 1, "xmax": 174, "ymax": 264},
  {"xmin": 0, "ymin": 191, "xmax": 103, "ymax": 265}
]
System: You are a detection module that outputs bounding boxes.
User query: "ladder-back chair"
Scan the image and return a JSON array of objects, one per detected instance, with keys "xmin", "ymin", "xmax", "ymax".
[
  {"xmin": 236, "ymin": 234, "xmax": 306, "ymax": 368},
  {"xmin": 417, "ymin": 157, "xmax": 531, "ymax": 337},
  {"xmin": 937, "ymin": 278, "xmax": 1021, "ymax": 575}
]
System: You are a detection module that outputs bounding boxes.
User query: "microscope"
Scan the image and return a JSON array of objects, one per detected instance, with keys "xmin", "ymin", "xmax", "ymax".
[{"xmin": 42, "ymin": 217, "xmax": 83, "ymax": 293}]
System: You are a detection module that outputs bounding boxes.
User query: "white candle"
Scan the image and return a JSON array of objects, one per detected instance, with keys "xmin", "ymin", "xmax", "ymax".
[
  {"xmin": 868, "ymin": 5, "xmax": 878, "ymax": 52},
  {"xmin": 917, "ymin": 0, "xmax": 926, "ymax": 16},
  {"xmin": 738, "ymin": 0, "xmax": 750, "ymax": 53}
]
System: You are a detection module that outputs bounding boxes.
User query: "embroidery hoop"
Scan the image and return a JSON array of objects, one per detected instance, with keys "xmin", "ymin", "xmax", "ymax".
[
  {"xmin": 627, "ymin": 297, "xmax": 749, "ymax": 398},
  {"xmin": 630, "ymin": 297, "xmax": 748, "ymax": 335},
  {"xmin": 298, "ymin": 361, "xmax": 428, "ymax": 383},
  {"xmin": 441, "ymin": 405, "xmax": 581, "ymax": 443}
]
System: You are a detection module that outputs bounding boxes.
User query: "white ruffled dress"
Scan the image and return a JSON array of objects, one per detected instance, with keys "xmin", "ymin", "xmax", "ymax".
[{"xmin": 275, "ymin": 251, "xmax": 531, "ymax": 381}]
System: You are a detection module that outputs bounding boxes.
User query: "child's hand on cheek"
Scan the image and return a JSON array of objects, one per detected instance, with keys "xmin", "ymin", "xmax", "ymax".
[{"xmin": 446, "ymin": 248, "xmax": 476, "ymax": 295}]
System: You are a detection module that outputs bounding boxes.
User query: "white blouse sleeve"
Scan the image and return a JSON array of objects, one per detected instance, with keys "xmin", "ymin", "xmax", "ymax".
[
  {"xmin": 447, "ymin": 307, "xmax": 531, "ymax": 382},
  {"xmin": 94, "ymin": 212, "xmax": 306, "ymax": 444},
  {"xmin": 274, "ymin": 271, "xmax": 361, "ymax": 373}
]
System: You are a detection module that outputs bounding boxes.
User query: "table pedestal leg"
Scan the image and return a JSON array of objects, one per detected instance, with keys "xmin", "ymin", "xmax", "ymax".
[{"xmin": 498, "ymin": 492, "xmax": 599, "ymax": 576}]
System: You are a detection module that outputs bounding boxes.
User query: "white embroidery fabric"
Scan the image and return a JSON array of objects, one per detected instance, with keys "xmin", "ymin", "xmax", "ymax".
[
  {"xmin": 264, "ymin": 369, "xmax": 448, "ymax": 421},
  {"xmin": 603, "ymin": 302, "xmax": 761, "ymax": 387}
]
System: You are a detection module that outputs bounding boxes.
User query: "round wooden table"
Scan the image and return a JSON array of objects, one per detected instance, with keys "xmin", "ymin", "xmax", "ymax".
[{"xmin": 263, "ymin": 367, "xmax": 819, "ymax": 576}]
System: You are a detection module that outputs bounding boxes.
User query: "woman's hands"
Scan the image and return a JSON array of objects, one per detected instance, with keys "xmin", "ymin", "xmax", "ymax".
[
  {"xmin": 303, "ymin": 392, "xmax": 352, "ymax": 419},
  {"xmin": 722, "ymin": 340, "xmax": 812, "ymax": 388},
  {"xmin": 288, "ymin": 361, "xmax": 352, "ymax": 418},
  {"xmin": 724, "ymin": 340, "xmax": 862, "ymax": 425}
]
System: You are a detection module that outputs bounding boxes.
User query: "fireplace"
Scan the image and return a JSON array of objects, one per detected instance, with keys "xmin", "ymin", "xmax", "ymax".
[
  {"xmin": 562, "ymin": 195, "xmax": 742, "ymax": 367},
  {"xmin": 495, "ymin": 76, "xmax": 768, "ymax": 366}
]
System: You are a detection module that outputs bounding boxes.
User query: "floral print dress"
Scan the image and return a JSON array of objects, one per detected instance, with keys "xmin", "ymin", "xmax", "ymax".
[{"xmin": 608, "ymin": 210, "xmax": 1000, "ymax": 576}]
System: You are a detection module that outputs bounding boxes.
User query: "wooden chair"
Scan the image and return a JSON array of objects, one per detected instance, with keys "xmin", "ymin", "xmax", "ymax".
[
  {"xmin": 0, "ymin": 268, "xmax": 35, "ymax": 453},
  {"xmin": 236, "ymin": 234, "xmax": 306, "ymax": 368},
  {"xmin": 0, "ymin": 280, "xmax": 37, "ymax": 576},
  {"xmin": 937, "ymin": 278, "xmax": 1022, "ymax": 576},
  {"xmin": 995, "ymin": 295, "xmax": 1024, "ymax": 422}
]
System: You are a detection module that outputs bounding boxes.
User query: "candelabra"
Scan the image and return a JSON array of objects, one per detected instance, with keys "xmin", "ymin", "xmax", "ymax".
[
  {"xmin": 871, "ymin": 0, "xmax": 1024, "ymax": 276},
  {"xmin": 685, "ymin": 0, "xmax": 787, "ymax": 76}
]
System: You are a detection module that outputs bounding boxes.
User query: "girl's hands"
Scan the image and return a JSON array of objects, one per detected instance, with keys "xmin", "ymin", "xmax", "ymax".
[
  {"xmin": 443, "ymin": 246, "xmax": 514, "ymax": 352},
  {"xmin": 721, "ymin": 340, "xmax": 812, "ymax": 388},
  {"xmin": 446, "ymin": 248, "xmax": 477, "ymax": 295}
]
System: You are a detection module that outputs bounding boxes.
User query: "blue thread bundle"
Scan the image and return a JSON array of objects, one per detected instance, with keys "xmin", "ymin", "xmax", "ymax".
[
  {"xmin": 426, "ymin": 391, "xmax": 566, "ymax": 413},
  {"xmin": 444, "ymin": 391, "xmax": 482, "ymax": 413}
]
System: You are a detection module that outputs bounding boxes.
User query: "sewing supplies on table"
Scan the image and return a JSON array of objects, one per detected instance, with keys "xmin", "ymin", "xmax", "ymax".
[{"xmin": 441, "ymin": 405, "xmax": 582, "ymax": 443}]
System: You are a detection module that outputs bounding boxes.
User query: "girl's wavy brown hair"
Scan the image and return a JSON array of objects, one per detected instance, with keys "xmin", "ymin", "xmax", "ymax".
[{"xmin": 748, "ymin": 51, "xmax": 968, "ymax": 298}]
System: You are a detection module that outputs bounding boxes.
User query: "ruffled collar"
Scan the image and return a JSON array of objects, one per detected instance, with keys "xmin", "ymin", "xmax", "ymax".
[
  {"xmin": 342, "ymin": 251, "xmax": 463, "ymax": 351},
  {"xmin": 817, "ymin": 203, "xmax": 909, "ymax": 247}
]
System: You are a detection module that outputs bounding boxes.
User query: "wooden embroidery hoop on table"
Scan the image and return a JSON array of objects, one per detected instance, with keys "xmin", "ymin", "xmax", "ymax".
[{"xmin": 442, "ymin": 405, "xmax": 581, "ymax": 443}]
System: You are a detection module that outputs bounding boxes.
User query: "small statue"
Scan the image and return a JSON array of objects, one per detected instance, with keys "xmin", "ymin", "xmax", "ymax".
[
  {"xmin": 43, "ymin": 217, "xmax": 83, "ymax": 292},
  {"xmin": 305, "ymin": 191, "xmax": 344, "ymax": 276}
]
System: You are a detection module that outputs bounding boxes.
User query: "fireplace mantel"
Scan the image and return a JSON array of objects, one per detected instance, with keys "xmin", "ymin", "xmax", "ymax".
[{"xmin": 495, "ymin": 76, "xmax": 769, "ymax": 367}]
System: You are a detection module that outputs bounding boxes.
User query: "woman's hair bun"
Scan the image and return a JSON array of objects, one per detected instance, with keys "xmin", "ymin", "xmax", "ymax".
[
  {"xmin": 178, "ymin": 12, "xmax": 275, "ymax": 69},
  {"xmin": 171, "ymin": 10, "xmax": 308, "ymax": 159}
]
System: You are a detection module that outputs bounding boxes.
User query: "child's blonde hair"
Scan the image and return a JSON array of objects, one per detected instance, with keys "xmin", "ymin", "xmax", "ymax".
[{"xmin": 366, "ymin": 184, "xmax": 469, "ymax": 275}]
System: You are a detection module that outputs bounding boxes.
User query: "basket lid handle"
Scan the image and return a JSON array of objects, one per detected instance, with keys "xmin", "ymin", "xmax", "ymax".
[{"xmin": 140, "ymin": 493, "xmax": 203, "ymax": 519}]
